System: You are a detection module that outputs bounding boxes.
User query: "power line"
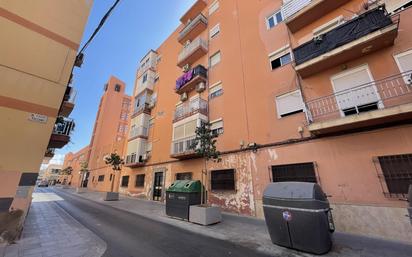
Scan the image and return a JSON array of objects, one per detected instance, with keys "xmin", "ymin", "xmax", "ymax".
[{"xmin": 75, "ymin": 0, "xmax": 121, "ymax": 66}]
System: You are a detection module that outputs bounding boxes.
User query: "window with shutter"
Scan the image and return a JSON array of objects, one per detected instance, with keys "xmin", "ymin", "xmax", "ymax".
[
  {"xmin": 210, "ymin": 51, "xmax": 221, "ymax": 67},
  {"xmin": 209, "ymin": 0, "xmax": 219, "ymax": 15},
  {"xmin": 275, "ymin": 90, "xmax": 304, "ymax": 118},
  {"xmin": 210, "ymin": 23, "xmax": 220, "ymax": 39}
]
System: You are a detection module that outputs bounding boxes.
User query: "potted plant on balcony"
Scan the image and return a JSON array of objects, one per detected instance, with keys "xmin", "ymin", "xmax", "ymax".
[
  {"xmin": 103, "ymin": 152, "xmax": 124, "ymax": 201},
  {"xmin": 76, "ymin": 161, "xmax": 88, "ymax": 193},
  {"xmin": 189, "ymin": 122, "xmax": 222, "ymax": 225}
]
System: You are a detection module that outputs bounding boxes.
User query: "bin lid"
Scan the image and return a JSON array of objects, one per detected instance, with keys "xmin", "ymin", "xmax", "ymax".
[
  {"xmin": 263, "ymin": 182, "xmax": 326, "ymax": 200},
  {"xmin": 166, "ymin": 180, "xmax": 201, "ymax": 193}
]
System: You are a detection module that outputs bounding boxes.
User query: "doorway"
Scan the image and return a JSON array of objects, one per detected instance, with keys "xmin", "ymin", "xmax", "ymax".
[{"xmin": 153, "ymin": 172, "xmax": 164, "ymax": 201}]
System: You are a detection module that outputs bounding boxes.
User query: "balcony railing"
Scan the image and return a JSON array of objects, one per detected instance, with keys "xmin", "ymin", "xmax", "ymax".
[
  {"xmin": 53, "ymin": 118, "xmax": 75, "ymax": 136},
  {"xmin": 129, "ymin": 126, "xmax": 149, "ymax": 139},
  {"xmin": 174, "ymin": 98, "xmax": 208, "ymax": 122},
  {"xmin": 175, "ymin": 65, "xmax": 207, "ymax": 93},
  {"xmin": 306, "ymin": 71, "xmax": 412, "ymax": 123},
  {"xmin": 125, "ymin": 153, "xmax": 145, "ymax": 166},
  {"xmin": 293, "ymin": 8, "xmax": 395, "ymax": 66},
  {"xmin": 178, "ymin": 37, "xmax": 208, "ymax": 67},
  {"xmin": 171, "ymin": 136, "xmax": 199, "ymax": 156},
  {"xmin": 281, "ymin": 0, "xmax": 312, "ymax": 20},
  {"xmin": 178, "ymin": 13, "xmax": 208, "ymax": 43}
]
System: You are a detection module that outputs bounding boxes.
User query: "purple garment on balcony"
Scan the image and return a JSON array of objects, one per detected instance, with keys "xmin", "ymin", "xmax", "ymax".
[{"xmin": 175, "ymin": 69, "xmax": 194, "ymax": 90}]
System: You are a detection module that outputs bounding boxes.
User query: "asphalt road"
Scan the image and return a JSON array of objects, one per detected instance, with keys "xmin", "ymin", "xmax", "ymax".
[{"xmin": 46, "ymin": 188, "xmax": 272, "ymax": 257}]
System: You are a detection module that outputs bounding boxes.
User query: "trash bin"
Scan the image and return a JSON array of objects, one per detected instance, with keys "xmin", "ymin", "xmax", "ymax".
[
  {"xmin": 408, "ymin": 184, "xmax": 412, "ymax": 224},
  {"xmin": 263, "ymin": 182, "xmax": 334, "ymax": 254},
  {"xmin": 166, "ymin": 180, "xmax": 201, "ymax": 220}
]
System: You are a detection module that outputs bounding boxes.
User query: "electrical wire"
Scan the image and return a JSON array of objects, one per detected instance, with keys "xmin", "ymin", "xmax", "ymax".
[{"xmin": 77, "ymin": 0, "xmax": 121, "ymax": 57}]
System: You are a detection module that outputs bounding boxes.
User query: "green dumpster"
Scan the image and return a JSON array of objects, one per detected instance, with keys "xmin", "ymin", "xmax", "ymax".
[{"xmin": 166, "ymin": 180, "xmax": 201, "ymax": 220}]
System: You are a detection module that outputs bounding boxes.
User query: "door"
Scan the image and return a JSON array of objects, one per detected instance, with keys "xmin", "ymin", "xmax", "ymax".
[
  {"xmin": 331, "ymin": 65, "xmax": 381, "ymax": 116},
  {"xmin": 153, "ymin": 172, "xmax": 164, "ymax": 201}
]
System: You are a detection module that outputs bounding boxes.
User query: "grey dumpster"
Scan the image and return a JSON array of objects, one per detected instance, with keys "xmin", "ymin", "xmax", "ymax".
[{"xmin": 263, "ymin": 182, "xmax": 334, "ymax": 254}]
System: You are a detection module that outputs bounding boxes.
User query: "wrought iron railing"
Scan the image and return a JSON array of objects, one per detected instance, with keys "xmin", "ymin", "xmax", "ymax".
[
  {"xmin": 293, "ymin": 8, "xmax": 398, "ymax": 65},
  {"xmin": 174, "ymin": 98, "xmax": 208, "ymax": 122},
  {"xmin": 178, "ymin": 13, "xmax": 208, "ymax": 41},
  {"xmin": 53, "ymin": 118, "xmax": 75, "ymax": 136},
  {"xmin": 306, "ymin": 71, "xmax": 412, "ymax": 123},
  {"xmin": 171, "ymin": 135, "xmax": 199, "ymax": 155},
  {"xmin": 178, "ymin": 37, "xmax": 208, "ymax": 64},
  {"xmin": 175, "ymin": 65, "xmax": 208, "ymax": 91}
]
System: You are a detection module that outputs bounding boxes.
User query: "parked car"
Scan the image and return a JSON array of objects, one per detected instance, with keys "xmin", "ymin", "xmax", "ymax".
[{"xmin": 37, "ymin": 180, "xmax": 49, "ymax": 187}]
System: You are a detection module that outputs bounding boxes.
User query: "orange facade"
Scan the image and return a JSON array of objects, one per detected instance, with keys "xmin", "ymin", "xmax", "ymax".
[
  {"xmin": 120, "ymin": 0, "xmax": 412, "ymax": 242},
  {"xmin": 63, "ymin": 76, "xmax": 131, "ymax": 192}
]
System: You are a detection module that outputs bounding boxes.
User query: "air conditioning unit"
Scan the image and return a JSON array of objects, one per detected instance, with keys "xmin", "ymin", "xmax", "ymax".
[
  {"xmin": 183, "ymin": 64, "xmax": 190, "ymax": 72},
  {"xmin": 148, "ymin": 101, "xmax": 156, "ymax": 109},
  {"xmin": 196, "ymin": 82, "xmax": 206, "ymax": 93},
  {"xmin": 184, "ymin": 40, "xmax": 191, "ymax": 47},
  {"xmin": 141, "ymin": 154, "xmax": 149, "ymax": 161},
  {"xmin": 180, "ymin": 92, "xmax": 188, "ymax": 102}
]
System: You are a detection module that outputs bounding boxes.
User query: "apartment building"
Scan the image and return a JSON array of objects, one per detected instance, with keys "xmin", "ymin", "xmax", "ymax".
[
  {"xmin": 38, "ymin": 164, "xmax": 63, "ymax": 184},
  {"xmin": 63, "ymin": 76, "xmax": 132, "ymax": 192},
  {"xmin": 0, "ymin": 1, "xmax": 92, "ymax": 236},
  {"xmin": 62, "ymin": 145, "xmax": 91, "ymax": 188},
  {"xmin": 120, "ymin": 0, "xmax": 412, "ymax": 242}
]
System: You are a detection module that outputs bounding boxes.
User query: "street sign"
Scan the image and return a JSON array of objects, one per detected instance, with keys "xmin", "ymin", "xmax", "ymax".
[{"xmin": 29, "ymin": 113, "xmax": 48, "ymax": 123}]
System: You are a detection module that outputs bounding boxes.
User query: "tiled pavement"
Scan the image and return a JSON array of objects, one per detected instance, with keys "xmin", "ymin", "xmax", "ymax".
[{"xmin": 0, "ymin": 192, "xmax": 106, "ymax": 257}]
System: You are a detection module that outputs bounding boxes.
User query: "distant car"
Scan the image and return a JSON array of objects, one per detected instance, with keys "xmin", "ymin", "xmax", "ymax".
[{"xmin": 37, "ymin": 180, "xmax": 48, "ymax": 187}]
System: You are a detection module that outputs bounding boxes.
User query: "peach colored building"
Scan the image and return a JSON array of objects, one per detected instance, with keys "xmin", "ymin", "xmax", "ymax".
[
  {"xmin": 121, "ymin": 0, "xmax": 412, "ymax": 242},
  {"xmin": 0, "ymin": 1, "xmax": 92, "ymax": 237},
  {"xmin": 63, "ymin": 76, "xmax": 131, "ymax": 192},
  {"xmin": 62, "ymin": 145, "xmax": 91, "ymax": 188}
]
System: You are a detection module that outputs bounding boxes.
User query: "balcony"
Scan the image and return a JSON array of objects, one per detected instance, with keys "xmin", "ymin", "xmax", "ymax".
[
  {"xmin": 170, "ymin": 136, "xmax": 199, "ymax": 159},
  {"xmin": 180, "ymin": 0, "xmax": 207, "ymax": 23},
  {"xmin": 178, "ymin": 13, "xmax": 208, "ymax": 44},
  {"xmin": 293, "ymin": 8, "xmax": 399, "ymax": 77},
  {"xmin": 283, "ymin": 0, "xmax": 350, "ymax": 33},
  {"xmin": 48, "ymin": 118, "xmax": 75, "ymax": 148},
  {"xmin": 129, "ymin": 126, "xmax": 149, "ymax": 140},
  {"xmin": 306, "ymin": 72, "xmax": 412, "ymax": 135},
  {"xmin": 174, "ymin": 98, "xmax": 208, "ymax": 123},
  {"xmin": 136, "ymin": 70, "xmax": 157, "ymax": 95},
  {"xmin": 137, "ymin": 50, "xmax": 158, "ymax": 78},
  {"xmin": 125, "ymin": 153, "xmax": 146, "ymax": 168},
  {"xmin": 177, "ymin": 37, "xmax": 208, "ymax": 68},
  {"xmin": 60, "ymin": 87, "xmax": 76, "ymax": 117},
  {"xmin": 131, "ymin": 91, "xmax": 153, "ymax": 118},
  {"xmin": 175, "ymin": 65, "xmax": 208, "ymax": 94}
]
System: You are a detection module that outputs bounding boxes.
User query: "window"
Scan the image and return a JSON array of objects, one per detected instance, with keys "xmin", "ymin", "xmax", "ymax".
[
  {"xmin": 211, "ymin": 169, "xmax": 235, "ymax": 191},
  {"xmin": 209, "ymin": 82, "xmax": 223, "ymax": 99},
  {"xmin": 210, "ymin": 23, "xmax": 220, "ymax": 39},
  {"xmin": 210, "ymin": 51, "xmax": 221, "ymax": 68},
  {"xmin": 275, "ymin": 90, "xmax": 304, "ymax": 118},
  {"xmin": 110, "ymin": 174, "xmax": 113, "ymax": 181},
  {"xmin": 331, "ymin": 65, "xmax": 379, "ymax": 116},
  {"xmin": 266, "ymin": 10, "xmax": 283, "ymax": 29},
  {"xmin": 272, "ymin": 163, "xmax": 317, "ymax": 183},
  {"xmin": 92, "ymin": 176, "xmax": 95, "ymax": 182},
  {"xmin": 115, "ymin": 84, "xmax": 121, "ymax": 92},
  {"xmin": 176, "ymin": 172, "xmax": 192, "ymax": 180},
  {"xmin": 394, "ymin": 49, "xmax": 412, "ymax": 84},
  {"xmin": 209, "ymin": 0, "xmax": 219, "ymax": 15},
  {"xmin": 121, "ymin": 176, "xmax": 130, "ymax": 187},
  {"xmin": 270, "ymin": 53, "xmax": 291, "ymax": 70},
  {"xmin": 210, "ymin": 119, "xmax": 223, "ymax": 135},
  {"xmin": 135, "ymin": 174, "xmax": 145, "ymax": 187},
  {"xmin": 378, "ymin": 154, "xmax": 412, "ymax": 196},
  {"xmin": 98, "ymin": 175, "xmax": 105, "ymax": 182},
  {"xmin": 142, "ymin": 73, "xmax": 148, "ymax": 83},
  {"xmin": 386, "ymin": 0, "xmax": 412, "ymax": 13}
]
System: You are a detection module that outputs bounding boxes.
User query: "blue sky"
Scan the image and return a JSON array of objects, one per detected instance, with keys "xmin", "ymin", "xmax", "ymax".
[{"xmin": 54, "ymin": 0, "xmax": 196, "ymax": 162}]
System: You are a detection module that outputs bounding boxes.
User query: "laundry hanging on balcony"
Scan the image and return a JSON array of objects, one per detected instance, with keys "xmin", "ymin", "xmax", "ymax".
[{"xmin": 176, "ymin": 69, "xmax": 194, "ymax": 90}]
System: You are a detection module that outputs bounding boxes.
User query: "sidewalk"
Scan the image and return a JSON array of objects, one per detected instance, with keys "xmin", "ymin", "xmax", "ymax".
[
  {"xmin": 0, "ymin": 192, "xmax": 106, "ymax": 257},
  {"xmin": 56, "ymin": 187, "xmax": 412, "ymax": 257}
]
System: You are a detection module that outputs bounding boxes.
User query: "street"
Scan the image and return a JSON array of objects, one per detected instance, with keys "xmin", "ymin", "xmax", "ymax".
[{"xmin": 41, "ymin": 188, "xmax": 272, "ymax": 257}]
